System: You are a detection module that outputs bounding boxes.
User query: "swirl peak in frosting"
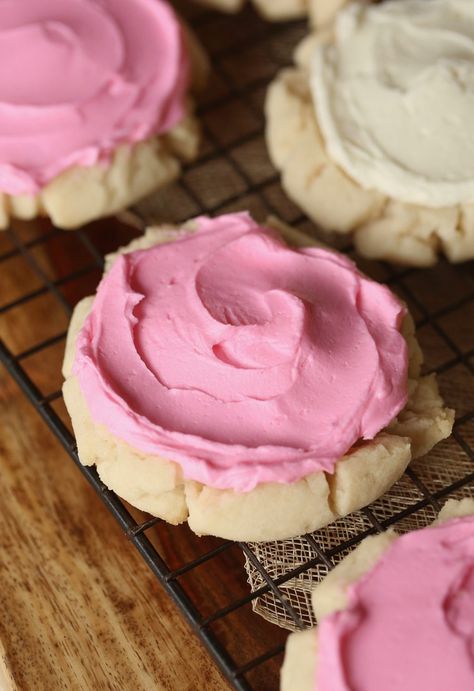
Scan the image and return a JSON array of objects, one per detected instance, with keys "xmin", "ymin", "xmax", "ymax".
[
  {"xmin": 73, "ymin": 213, "xmax": 408, "ymax": 492},
  {"xmin": 311, "ymin": 0, "xmax": 474, "ymax": 207},
  {"xmin": 317, "ymin": 516, "xmax": 474, "ymax": 691},
  {"xmin": 0, "ymin": 0, "xmax": 189, "ymax": 195}
]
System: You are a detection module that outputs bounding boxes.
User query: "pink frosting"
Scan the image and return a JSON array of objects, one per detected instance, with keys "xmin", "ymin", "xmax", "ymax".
[
  {"xmin": 73, "ymin": 212, "xmax": 408, "ymax": 492},
  {"xmin": 0, "ymin": 0, "xmax": 188, "ymax": 195},
  {"xmin": 317, "ymin": 516, "xmax": 474, "ymax": 691}
]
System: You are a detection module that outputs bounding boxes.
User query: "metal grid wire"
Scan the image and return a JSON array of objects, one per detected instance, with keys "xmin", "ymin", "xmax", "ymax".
[{"xmin": 1, "ymin": 2, "xmax": 474, "ymax": 689}]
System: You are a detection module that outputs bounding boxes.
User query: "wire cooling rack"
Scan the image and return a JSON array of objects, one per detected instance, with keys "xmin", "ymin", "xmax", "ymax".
[{"xmin": 1, "ymin": 3, "xmax": 474, "ymax": 689}]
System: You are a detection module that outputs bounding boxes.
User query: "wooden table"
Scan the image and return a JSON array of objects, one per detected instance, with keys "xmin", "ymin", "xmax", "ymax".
[{"xmin": 0, "ymin": 222, "xmax": 230, "ymax": 691}]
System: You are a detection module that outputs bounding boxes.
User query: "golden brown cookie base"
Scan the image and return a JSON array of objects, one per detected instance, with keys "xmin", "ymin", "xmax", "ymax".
[
  {"xmin": 193, "ymin": 0, "xmax": 348, "ymax": 22},
  {"xmin": 0, "ymin": 118, "xmax": 198, "ymax": 231},
  {"xmin": 194, "ymin": 0, "xmax": 307, "ymax": 20}
]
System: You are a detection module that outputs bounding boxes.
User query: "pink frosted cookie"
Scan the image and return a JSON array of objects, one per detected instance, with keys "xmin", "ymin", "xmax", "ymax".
[
  {"xmin": 281, "ymin": 498, "xmax": 474, "ymax": 690},
  {"xmin": 0, "ymin": 0, "xmax": 207, "ymax": 230},
  {"xmin": 62, "ymin": 212, "xmax": 453, "ymax": 541}
]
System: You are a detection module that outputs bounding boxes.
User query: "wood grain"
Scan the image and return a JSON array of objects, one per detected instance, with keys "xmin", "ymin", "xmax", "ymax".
[{"xmin": 0, "ymin": 221, "xmax": 232, "ymax": 691}]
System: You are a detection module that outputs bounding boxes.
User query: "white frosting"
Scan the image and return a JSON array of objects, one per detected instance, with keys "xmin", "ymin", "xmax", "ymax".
[{"xmin": 310, "ymin": 0, "xmax": 474, "ymax": 207}]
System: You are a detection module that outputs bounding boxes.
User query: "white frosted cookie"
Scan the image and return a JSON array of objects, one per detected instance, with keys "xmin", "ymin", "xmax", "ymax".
[
  {"xmin": 281, "ymin": 498, "xmax": 474, "ymax": 691},
  {"xmin": 62, "ymin": 212, "xmax": 453, "ymax": 542},
  {"xmin": 0, "ymin": 1, "xmax": 208, "ymax": 231},
  {"xmin": 266, "ymin": 0, "xmax": 474, "ymax": 265}
]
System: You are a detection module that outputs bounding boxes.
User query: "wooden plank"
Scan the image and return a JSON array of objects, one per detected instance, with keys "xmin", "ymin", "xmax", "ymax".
[{"xmin": 0, "ymin": 222, "xmax": 231, "ymax": 691}]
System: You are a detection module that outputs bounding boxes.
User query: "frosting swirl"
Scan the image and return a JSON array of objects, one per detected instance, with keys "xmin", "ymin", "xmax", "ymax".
[
  {"xmin": 311, "ymin": 0, "xmax": 474, "ymax": 207},
  {"xmin": 73, "ymin": 213, "xmax": 408, "ymax": 492},
  {"xmin": 0, "ymin": 0, "xmax": 188, "ymax": 195},
  {"xmin": 317, "ymin": 516, "xmax": 474, "ymax": 691}
]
